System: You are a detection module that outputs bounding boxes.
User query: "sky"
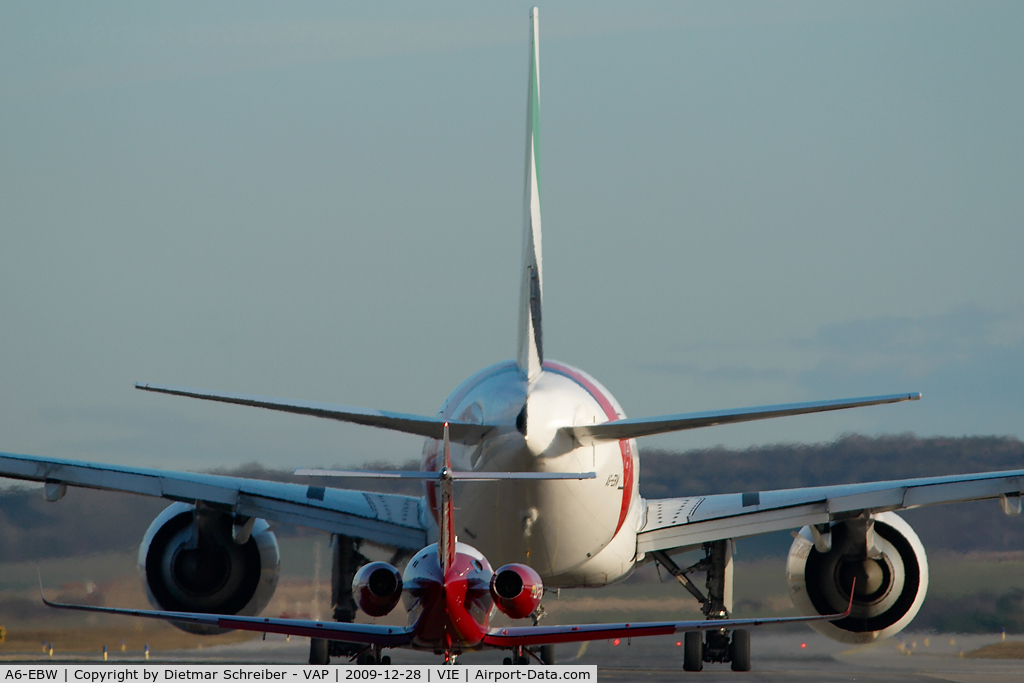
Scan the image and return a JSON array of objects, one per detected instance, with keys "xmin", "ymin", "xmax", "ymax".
[{"xmin": 1, "ymin": 2, "xmax": 1022, "ymax": 472}]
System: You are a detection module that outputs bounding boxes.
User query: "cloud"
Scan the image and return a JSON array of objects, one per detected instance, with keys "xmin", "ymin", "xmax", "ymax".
[
  {"xmin": 796, "ymin": 305, "xmax": 1024, "ymax": 436},
  {"xmin": 801, "ymin": 304, "xmax": 1024, "ymax": 392},
  {"xmin": 635, "ymin": 305, "xmax": 1024, "ymax": 443}
]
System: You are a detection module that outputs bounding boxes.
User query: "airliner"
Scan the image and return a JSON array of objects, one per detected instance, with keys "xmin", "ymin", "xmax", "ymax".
[
  {"xmin": 44, "ymin": 422, "xmax": 855, "ymax": 668},
  {"xmin": 8, "ymin": 7, "xmax": 1024, "ymax": 671}
]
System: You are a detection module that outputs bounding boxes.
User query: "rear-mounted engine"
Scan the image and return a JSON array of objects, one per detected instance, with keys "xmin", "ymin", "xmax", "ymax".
[
  {"xmin": 490, "ymin": 563, "xmax": 543, "ymax": 619},
  {"xmin": 352, "ymin": 562, "xmax": 404, "ymax": 617}
]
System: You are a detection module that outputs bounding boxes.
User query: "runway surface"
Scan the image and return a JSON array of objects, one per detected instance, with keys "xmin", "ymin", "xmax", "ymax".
[{"xmin": 109, "ymin": 630, "xmax": 1024, "ymax": 682}]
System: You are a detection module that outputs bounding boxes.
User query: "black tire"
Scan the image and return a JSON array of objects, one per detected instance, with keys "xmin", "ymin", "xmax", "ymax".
[
  {"xmin": 730, "ymin": 629, "xmax": 751, "ymax": 672},
  {"xmin": 503, "ymin": 658, "xmax": 513, "ymax": 665},
  {"xmin": 683, "ymin": 631, "xmax": 703, "ymax": 672},
  {"xmin": 381, "ymin": 656, "xmax": 391, "ymax": 665},
  {"xmin": 540, "ymin": 645, "xmax": 556, "ymax": 665},
  {"xmin": 309, "ymin": 638, "xmax": 329, "ymax": 665},
  {"xmin": 517, "ymin": 656, "xmax": 530, "ymax": 665}
]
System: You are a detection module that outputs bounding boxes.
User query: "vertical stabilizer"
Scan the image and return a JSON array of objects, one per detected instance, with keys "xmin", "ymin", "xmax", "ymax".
[
  {"xmin": 517, "ymin": 7, "xmax": 544, "ymax": 383},
  {"xmin": 437, "ymin": 422, "xmax": 456, "ymax": 573}
]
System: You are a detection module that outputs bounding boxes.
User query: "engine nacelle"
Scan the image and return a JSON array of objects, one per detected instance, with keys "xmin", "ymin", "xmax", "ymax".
[
  {"xmin": 352, "ymin": 562, "xmax": 404, "ymax": 617},
  {"xmin": 490, "ymin": 563, "xmax": 543, "ymax": 619},
  {"xmin": 138, "ymin": 502, "xmax": 280, "ymax": 634},
  {"xmin": 787, "ymin": 511, "xmax": 928, "ymax": 644}
]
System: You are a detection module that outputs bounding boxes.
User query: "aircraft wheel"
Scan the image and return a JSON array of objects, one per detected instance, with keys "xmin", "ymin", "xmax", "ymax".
[
  {"xmin": 503, "ymin": 658, "xmax": 513, "ymax": 665},
  {"xmin": 683, "ymin": 631, "xmax": 703, "ymax": 672},
  {"xmin": 730, "ymin": 629, "xmax": 750, "ymax": 672},
  {"xmin": 540, "ymin": 645, "xmax": 556, "ymax": 665},
  {"xmin": 309, "ymin": 638, "xmax": 329, "ymax": 665},
  {"xmin": 517, "ymin": 656, "xmax": 530, "ymax": 665},
  {"xmin": 381, "ymin": 656, "xmax": 391, "ymax": 665}
]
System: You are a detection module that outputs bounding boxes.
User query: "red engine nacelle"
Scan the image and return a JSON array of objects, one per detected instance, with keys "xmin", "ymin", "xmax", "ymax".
[
  {"xmin": 490, "ymin": 563, "xmax": 543, "ymax": 619},
  {"xmin": 352, "ymin": 562, "xmax": 403, "ymax": 617}
]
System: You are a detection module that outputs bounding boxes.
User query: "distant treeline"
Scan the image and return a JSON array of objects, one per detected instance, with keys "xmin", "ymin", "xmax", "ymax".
[{"xmin": 2, "ymin": 434, "xmax": 1023, "ymax": 562}]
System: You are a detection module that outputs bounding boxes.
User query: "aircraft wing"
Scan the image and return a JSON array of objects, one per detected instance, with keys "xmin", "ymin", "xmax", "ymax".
[
  {"xmin": 568, "ymin": 393, "xmax": 920, "ymax": 444},
  {"xmin": 41, "ymin": 592, "xmax": 414, "ymax": 646},
  {"xmin": 135, "ymin": 383, "xmax": 499, "ymax": 444},
  {"xmin": 638, "ymin": 468, "xmax": 1024, "ymax": 554},
  {"xmin": 482, "ymin": 597, "xmax": 851, "ymax": 647},
  {"xmin": 0, "ymin": 451, "xmax": 427, "ymax": 549},
  {"xmin": 43, "ymin": 583, "xmax": 847, "ymax": 649}
]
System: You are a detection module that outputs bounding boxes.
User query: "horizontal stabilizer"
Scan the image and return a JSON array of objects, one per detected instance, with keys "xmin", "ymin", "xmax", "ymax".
[
  {"xmin": 136, "ymin": 383, "xmax": 498, "ymax": 444},
  {"xmin": 294, "ymin": 468, "xmax": 595, "ymax": 480},
  {"xmin": 568, "ymin": 392, "xmax": 921, "ymax": 444}
]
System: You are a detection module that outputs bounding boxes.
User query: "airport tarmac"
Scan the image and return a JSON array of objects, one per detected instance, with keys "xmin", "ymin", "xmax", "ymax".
[{"xmin": 57, "ymin": 630, "xmax": 1024, "ymax": 682}]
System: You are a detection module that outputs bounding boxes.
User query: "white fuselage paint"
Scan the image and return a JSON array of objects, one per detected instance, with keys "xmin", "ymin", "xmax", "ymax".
[{"xmin": 421, "ymin": 360, "xmax": 641, "ymax": 588}]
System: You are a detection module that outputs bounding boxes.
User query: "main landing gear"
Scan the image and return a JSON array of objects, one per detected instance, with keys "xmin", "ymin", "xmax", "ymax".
[
  {"xmin": 309, "ymin": 534, "xmax": 405, "ymax": 665},
  {"xmin": 309, "ymin": 534, "xmax": 365, "ymax": 664},
  {"xmin": 652, "ymin": 539, "xmax": 751, "ymax": 672},
  {"xmin": 310, "ymin": 640, "xmax": 392, "ymax": 665},
  {"xmin": 356, "ymin": 647, "xmax": 391, "ymax": 665},
  {"xmin": 681, "ymin": 630, "xmax": 749, "ymax": 672},
  {"xmin": 502, "ymin": 644, "xmax": 555, "ymax": 665}
]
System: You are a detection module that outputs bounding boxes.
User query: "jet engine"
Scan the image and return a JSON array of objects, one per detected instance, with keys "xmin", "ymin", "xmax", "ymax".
[
  {"xmin": 352, "ymin": 562, "xmax": 404, "ymax": 617},
  {"xmin": 138, "ymin": 502, "xmax": 280, "ymax": 634},
  {"xmin": 490, "ymin": 563, "xmax": 543, "ymax": 619},
  {"xmin": 787, "ymin": 511, "xmax": 928, "ymax": 643}
]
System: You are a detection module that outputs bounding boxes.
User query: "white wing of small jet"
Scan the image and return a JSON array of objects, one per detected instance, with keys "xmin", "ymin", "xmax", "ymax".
[{"xmin": 639, "ymin": 468, "xmax": 1024, "ymax": 554}]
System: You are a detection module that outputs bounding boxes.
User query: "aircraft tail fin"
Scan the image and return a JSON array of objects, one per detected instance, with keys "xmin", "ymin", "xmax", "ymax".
[
  {"xmin": 517, "ymin": 7, "xmax": 543, "ymax": 383},
  {"xmin": 437, "ymin": 422, "xmax": 456, "ymax": 573}
]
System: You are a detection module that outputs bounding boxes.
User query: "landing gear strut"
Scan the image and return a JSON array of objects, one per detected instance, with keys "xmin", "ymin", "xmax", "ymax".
[
  {"xmin": 309, "ymin": 638, "xmax": 329, "ymax": 666},
  {"xmin": 653, "ymin": 539, "xmax": 750, "ymax": 672},
  {"xmin": 356, "ymin": 645, "xmax": 391, "ymax": 665},
  {"xmin": 310, "ymin": 535, "xmax": 409, "ymax": 665},
  {"xmin": 502, "ymin": 644, "xmax": 556, "ymax": 665},
  {"xmin": 310, "ymin": 534, "xmax": 368, "ymax": 664},
  {"xmin": 503, "ymin": 646, "xmax": 531, "ymax": 665}
]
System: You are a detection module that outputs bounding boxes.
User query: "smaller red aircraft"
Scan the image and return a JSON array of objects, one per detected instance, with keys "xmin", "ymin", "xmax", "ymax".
[{"xmin": 43, "ymin": 424, "xmax": 852, "ymax": 669}]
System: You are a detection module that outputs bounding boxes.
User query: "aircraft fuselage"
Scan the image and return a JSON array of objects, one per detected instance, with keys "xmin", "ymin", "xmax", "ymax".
[
  {"xmin": 422, "ymin": 360, "xmax": 642, "ymax": 587},
  {"xmin": 402, "ymin": 542, "xmax": 494, "ymax": 652}
]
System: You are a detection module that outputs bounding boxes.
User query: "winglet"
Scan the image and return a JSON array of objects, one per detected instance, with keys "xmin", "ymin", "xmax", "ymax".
[
  {"xmin": 437, "ymin": 423, "xmax": 456, "ymax": 573},
  {"xmin": 37, "ymin": 569, "xmax": 51, "ymax": 607},
  {"xmin": 517, "ymin": 7, "xmax": 543, "ymax": 382},
  {"xmin": 838, "ymin": 578, "xmax": 856, "ymax": 619}
]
